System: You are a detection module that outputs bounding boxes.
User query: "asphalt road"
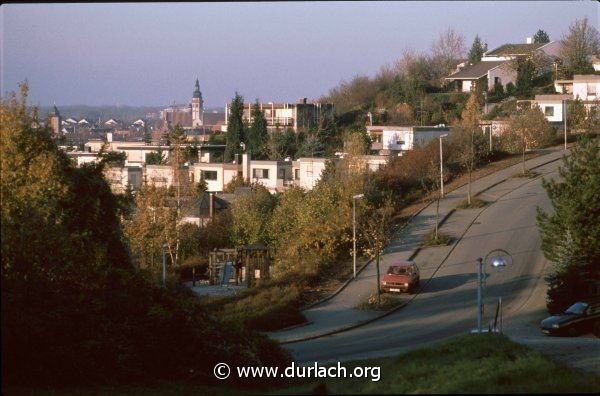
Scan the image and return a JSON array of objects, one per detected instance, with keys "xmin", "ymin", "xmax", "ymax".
[{"xmin": 283, "ymin": 158, "xmax": 600, "ymax": 374}]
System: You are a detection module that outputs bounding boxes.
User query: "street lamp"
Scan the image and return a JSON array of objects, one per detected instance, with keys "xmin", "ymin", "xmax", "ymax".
[
  {"xmin": 162, "ymin": 244, "xmax": 169, "ymax": 288},
  {"xmin": 473, "ymin": 249, "xmax": 512, "ymax": 334},
  {"xmin": 439, "ymin": 134, "xmax": 448, "ymax": 197},
  {"xmin": 352, "ymin": 193, "xmax": 365, "ymax": 279}
]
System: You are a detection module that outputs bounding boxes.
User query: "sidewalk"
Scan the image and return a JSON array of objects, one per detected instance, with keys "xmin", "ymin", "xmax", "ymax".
[{"xmin": 267, "ymin": 148, "xmax": 567, "ymax": 344}]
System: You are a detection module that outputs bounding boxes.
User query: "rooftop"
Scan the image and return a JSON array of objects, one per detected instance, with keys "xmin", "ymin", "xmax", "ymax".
[
  {"xmin": 445, "ymin": 61, "xmax": 506, "ymax": 79},
  {"xmin": 485, "ymin": 42, "xmax": 546, "ymax": 57}
]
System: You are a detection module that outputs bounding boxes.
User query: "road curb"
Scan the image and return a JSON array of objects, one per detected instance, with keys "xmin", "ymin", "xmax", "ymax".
[{"xmin": 278, "ymin": 151, "xmax": 567, "ymax": 344}]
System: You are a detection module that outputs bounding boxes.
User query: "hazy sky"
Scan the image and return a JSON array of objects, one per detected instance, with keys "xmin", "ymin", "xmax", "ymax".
[{"xmin": 1, "ymin": 2, "xmax": 598, "ymax": 108}]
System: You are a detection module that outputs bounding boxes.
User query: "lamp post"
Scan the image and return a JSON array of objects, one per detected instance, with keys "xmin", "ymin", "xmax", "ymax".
[
  {"xmin": 162, "ymin": 244, "xmax": 169, "ymax": 288},
  {"xmin": 439, "ymin": 134, "xmax": 448, "ymax": 197},
  {"xmin": 473, "ymin": 249, "xmax": 512, "ymax": 334},
  {"xmin": 352, "ymin": 194, "xmax": 365, "ymax": 279}
]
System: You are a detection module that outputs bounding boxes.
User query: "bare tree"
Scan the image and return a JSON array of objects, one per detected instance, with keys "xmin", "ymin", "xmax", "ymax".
[
  {"xmin": 431, "ymin": 27, "xmax": 467, "ymax": 75},
  {"xmin": 560, "ymin": 17, "xmax": 600, "ymax": 75}
]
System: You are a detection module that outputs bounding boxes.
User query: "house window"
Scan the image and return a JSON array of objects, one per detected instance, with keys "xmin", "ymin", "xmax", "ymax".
[
  {"xmin": 201, "ymin": 170, "xmax": 217, "ymax": 181},
  {"xmin": 544, "ymin": 106, "xmax": 554, "ymax": 117},
  {"xmin": 278, "ymin": 168, "xmax": 285, "ymax": 179},
  {"xmin": 587, "ymin": 83, "xmax": 597, "ymax": 96},
  {"xmin": 294, "ymin": 169, "xmax": 300, "ymax": 180},
  {"xmin": 252, "ymin": 168, "xmax": 269, "ymax": 179},
  {"xmin": 494, "ymin": 77, "xmax": 501, "ymax": 85}
]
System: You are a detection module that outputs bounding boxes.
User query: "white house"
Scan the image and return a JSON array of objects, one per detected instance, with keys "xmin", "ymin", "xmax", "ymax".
[
  {"xmin": 531, "ymin": 94, "xmax": 572, "ymax": 123},
  {"xmin": 190, "ymin": 162, "xmax": 241, "ymax": 193},
  {"xmin": 245, "ymin": 156, "xmax": 293, "ymax": 193},
  {"xmin": 144, "ymin": 165, "xmax": 189, "ymax": 188},
  {"xmin": 292, "ymin": 158, "xmax": 329, "ymax": 190},
  {"xmin": 367, "ymin": 125, "xmax": 452, "ymax": 154}
]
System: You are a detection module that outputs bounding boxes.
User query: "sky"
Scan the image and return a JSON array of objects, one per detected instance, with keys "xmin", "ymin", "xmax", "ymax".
[{"xmin": 1, "ymin": 1, "xmax": 598, "ymax": 108}]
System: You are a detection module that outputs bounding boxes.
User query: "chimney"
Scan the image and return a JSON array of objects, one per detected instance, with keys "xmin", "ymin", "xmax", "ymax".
[
  {"xmin": 526, "ymin": 37, "xmax": 532, "ymax": 44},
  {"xmin": 299, "ymin": 97, "xmax": 307, "ymax": 104},
  {"xmin": 242, "ymin": 153, "xmax": 251, "ymax": 180}
]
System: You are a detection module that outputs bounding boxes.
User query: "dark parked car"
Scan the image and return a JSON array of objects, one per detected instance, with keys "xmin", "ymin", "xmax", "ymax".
[
  {"xmin": 380, "ymin": 261, "xmax": 420, "ymax": 294},
  {"xmin": 540, "ymin": 300, "xmax": 600, "ymax": 337}
]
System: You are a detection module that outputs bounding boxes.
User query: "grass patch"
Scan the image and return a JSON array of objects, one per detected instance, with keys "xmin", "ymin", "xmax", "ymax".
[
  {"xmin": 421, "ymin": 230, "xmax": 453, "ymax": 247},
  {"xmin": 356, "ymin": 292, "xmax": 405, "ymax": 311},
  {"xmin": 456, "ymin": 196, "xmax": 487, "ymax": 209},
  {"xmin": 511, "ymin": 169, "xmax": 539, "ymax": 178},
  {"xmin": 275, "ymin": 333, "xmax": 600, "ymax": 394},
  {"xmin": 200, "ymin": 277, "xmax": 308, "ymax": 331}
]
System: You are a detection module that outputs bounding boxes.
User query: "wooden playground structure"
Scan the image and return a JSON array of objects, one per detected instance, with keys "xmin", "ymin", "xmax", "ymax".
[{"xmin": 208, "ymin": 243, "xmax": 270, "ymax": 288}]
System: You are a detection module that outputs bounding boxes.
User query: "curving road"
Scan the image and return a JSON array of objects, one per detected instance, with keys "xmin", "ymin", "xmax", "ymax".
[{"xmin": 283, "ymin": 157, "xmax": 600, "ymax": 374}]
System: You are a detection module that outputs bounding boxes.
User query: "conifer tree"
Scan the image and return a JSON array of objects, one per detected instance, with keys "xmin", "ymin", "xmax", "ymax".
[
  {"xmin": 247, "ymin": 100, "xmax": 269, "ymax": 159},
  {"xmin": 468, "ymin": 35, "xmax": 487, "ymax": 63},
  {"xmin": 224, "ymin": 93, "xmax": 245, "ymax": 163},
  {"xmin": 537, "ymin": 136, "xmax": 600, "ymax": 313}
]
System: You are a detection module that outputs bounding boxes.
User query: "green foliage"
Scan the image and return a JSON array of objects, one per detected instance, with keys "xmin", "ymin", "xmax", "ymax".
[
  {"xmin": 537, "ymin": 136, "xmax": 600, "ymax": 313},
  {"xmin": 268, "ymin": 128, "xmax": 297, "ymax": 160},
  {"xmin": 247, "ymin": 100, "xmax": 269, "ymax": 160},
  {"xmin": 500, "ymin": 106, "xmax": 556, "ymax": 154},
  {"xmin": 230, "ymin": 185, "xmax": 277, "ymax": 246},
  {"xmin": 533, "ymin": 29, "xmax": 550, "ymax": 43},
  {"xmin": 515, "ymin": 58, "xmax": 535, "ymax": 99},
  {"xmin": 281, "ymin": 334, "xmax": 600, "ymax": 394},
  {"xmin": 224, "ymin": 175, "xmax": 252, "ymax": 193},
  {"xmin": 567, "ymin": 98, "xmax": 588, "ymax": 131},
  {"xmin": 225, "ymin": 92, "xmax": 245, "ymax": 163},
  {"xmin": 1, "ymin": 84, "xmax": 291, "ymax": 388},
  {"xmin": 145, "ymin": 149, "xmax": 165, "ymax": 165},
  {"xmin": 206, "ymin": 282, "xmax": 305, "ymax": 331},
  {"xmin": 468, "ymin": 35, "xmax": 488, "ymax": 63}
]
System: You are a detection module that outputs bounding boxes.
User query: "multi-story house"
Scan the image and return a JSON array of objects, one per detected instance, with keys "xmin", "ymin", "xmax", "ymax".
[{"xmin": 224, "ymin": 98, "xmax": 334, "ymax": 133}]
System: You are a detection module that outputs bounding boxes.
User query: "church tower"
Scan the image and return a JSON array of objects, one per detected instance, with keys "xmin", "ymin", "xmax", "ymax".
[
  {"xmin": 191, "ymin": 78, "xmax": 204, "ymax": 128},
  {"xmin": 49, "ymin": 103, "xmax": 62, "ymax": 136}
]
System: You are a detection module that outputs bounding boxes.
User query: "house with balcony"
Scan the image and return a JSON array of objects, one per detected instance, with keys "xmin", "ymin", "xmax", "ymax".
[{"xmin": 224, "ymin": 98, "xmax": 334, "ymax": 133}]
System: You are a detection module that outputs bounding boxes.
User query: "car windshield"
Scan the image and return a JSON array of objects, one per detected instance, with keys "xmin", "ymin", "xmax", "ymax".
[
  {"xmin": 565, "ymin": 302, "xmax": 588, "ymax": 315},
  {"xmin": 388, "ymin": 266, "xmax": 408, "ymax": 275}
]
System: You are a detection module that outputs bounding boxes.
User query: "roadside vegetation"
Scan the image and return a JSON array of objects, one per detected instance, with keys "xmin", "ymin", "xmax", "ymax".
[
  {"xmin": 276, "ymin": 334, "xmax": 600, "ymax": 395},
  {"xmin": 537, "ymin": 134, "xmax": 600, "ymax": 314},
  {"xmin": 1, "ymin": 85, "xmax": 291, "ymax": 391}
]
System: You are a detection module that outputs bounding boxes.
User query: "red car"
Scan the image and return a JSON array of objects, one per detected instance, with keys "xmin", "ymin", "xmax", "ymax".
[{"xmin": 380, "ymin": 261, "xmax": 420, "ymax": 294}]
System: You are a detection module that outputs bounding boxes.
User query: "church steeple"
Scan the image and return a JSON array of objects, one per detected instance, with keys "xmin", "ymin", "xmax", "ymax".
[
  {"xmin": 193, "ymin": 78, "xmax": 202, "ymax": 100},
  {"xmin": 192, "ymin": 78, "xmax": 204, "ymax": 128}
]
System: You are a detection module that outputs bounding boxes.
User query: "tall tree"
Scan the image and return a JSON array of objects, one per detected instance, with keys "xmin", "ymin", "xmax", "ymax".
[
  {"xmin": 468, "ymin": 35, "xmax": 488, "ymax": 63},
  {"xmin": 533, "ymin": 29, "xmax": 550, "ymax": 43},
  {"xmin": 458, "ymin": 92, "xmax": 481, "ymax": 204},
  {"xmin": 247, "ymin": 100, "xmax": 269, "ymax": 160},
  {"xmin": 224, "ymin": 92, "xmax": 245, "ymax": 163},
  {"xmin": 515, "ymin": 58, "xmax": 535, "ymax": 99},
  {"xmin": 537, "ymin": 136, "xmax": 600, "ymax": 313},
  {"xmin": 560, "ymin": 17, "xmax": 600, "ymax": 76}
]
